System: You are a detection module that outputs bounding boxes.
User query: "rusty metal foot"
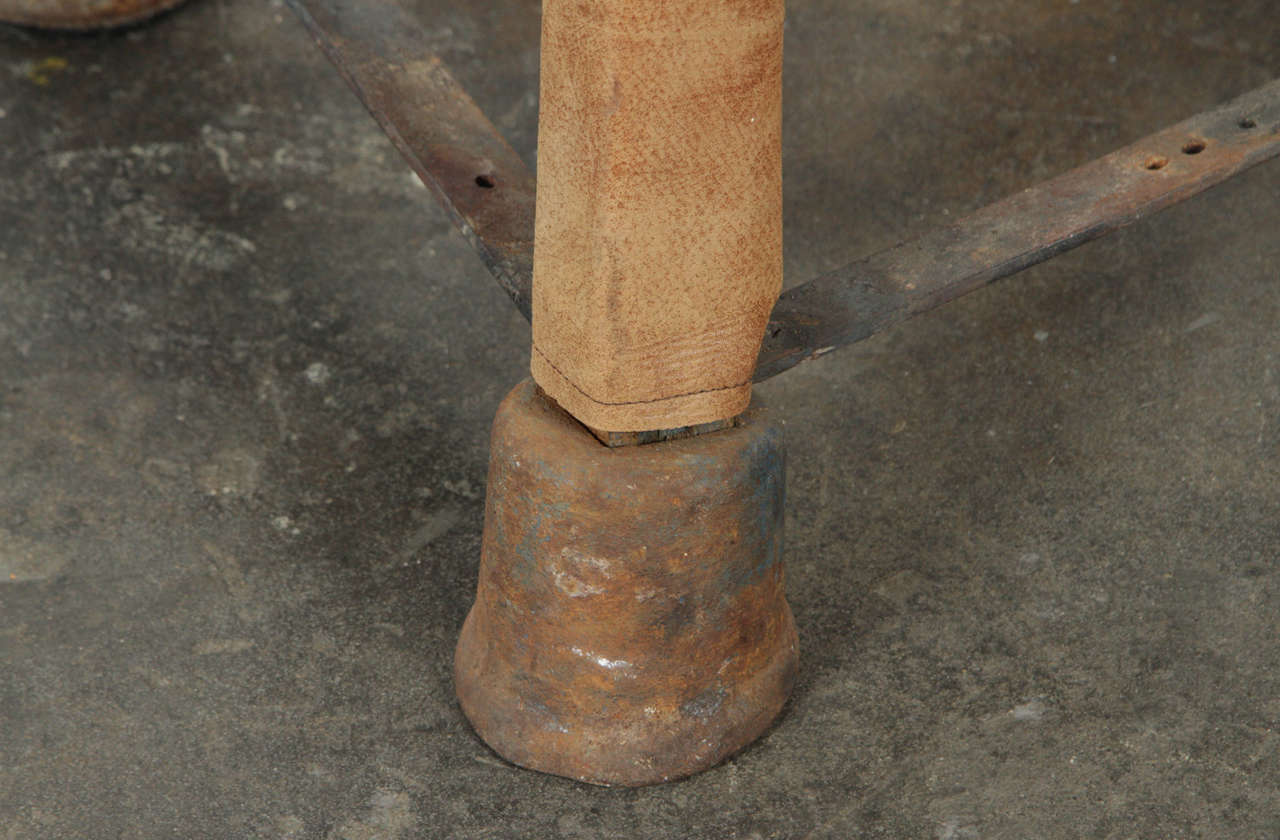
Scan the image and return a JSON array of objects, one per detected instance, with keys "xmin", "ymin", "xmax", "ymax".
[
  {"xmin": 454, "ymin": 380, "xmax": 797, "ymax": 786},
  {"xmin": 0, "ymin": 0, "xmax": 186, "ymax": 28}
]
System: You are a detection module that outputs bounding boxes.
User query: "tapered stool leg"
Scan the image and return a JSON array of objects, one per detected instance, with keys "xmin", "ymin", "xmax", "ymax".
[{"xmin": 456, "ymin": 0, "xmax": 791, "ymax": 786}]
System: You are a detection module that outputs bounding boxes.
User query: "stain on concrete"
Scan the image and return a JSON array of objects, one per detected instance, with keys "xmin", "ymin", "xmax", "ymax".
[{"xmin": 329, "ymin": 789, "xmax": 416, "ymax": 840}]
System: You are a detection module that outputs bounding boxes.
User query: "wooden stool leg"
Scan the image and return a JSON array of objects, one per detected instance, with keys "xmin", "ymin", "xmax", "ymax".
[
  {"xmin": 531, "ymin": 0, "xmax": 785, "ymax": 433},
  {"xmin": 455, "ymin": 1, "xmax": 795, "ymax": 786}
]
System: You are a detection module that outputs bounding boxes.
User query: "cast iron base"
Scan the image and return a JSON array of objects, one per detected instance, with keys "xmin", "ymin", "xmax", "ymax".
[{"xmin": 455, "ymin": 380, "xmax": 797, "ymax": 786}]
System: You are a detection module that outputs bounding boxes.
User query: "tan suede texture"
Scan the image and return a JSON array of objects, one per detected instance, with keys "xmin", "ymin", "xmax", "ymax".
[{"xmin": 530, "ymin": 0, "xmax": 784, "ymax": 433}]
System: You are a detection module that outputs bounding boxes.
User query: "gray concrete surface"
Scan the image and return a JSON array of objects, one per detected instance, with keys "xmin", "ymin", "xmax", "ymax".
[{"xmin": 2, "ymin": 0, "xmax": 1278, "ymax": 837}]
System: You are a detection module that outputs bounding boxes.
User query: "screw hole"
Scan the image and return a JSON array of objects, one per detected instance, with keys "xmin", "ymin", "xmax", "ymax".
[
  {"xmin": 1143, "ymin": 155, "xmax": 1169, "ymax": 171},
  {"xmin": 1238, "ymin": 117, "xmax": 1257, "ymax": 130},
  {"xmin": 475, "ymin": 174, "xmax": 495, "ymax": 189},
  {"xmin": 1181, "ymin": 139, "xmax": 1206, "ymax": 155}
]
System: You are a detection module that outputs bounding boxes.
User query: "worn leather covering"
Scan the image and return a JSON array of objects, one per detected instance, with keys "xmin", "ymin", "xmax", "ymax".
[{"xmin": 531, "ymin": 0, "xmax": 784, "ymax": 432}]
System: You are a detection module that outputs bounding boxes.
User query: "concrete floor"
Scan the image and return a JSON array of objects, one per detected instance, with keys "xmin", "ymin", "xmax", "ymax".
[{"xmin": 2, "ymin": 0, "xmax": 1278, "ymax": 837}]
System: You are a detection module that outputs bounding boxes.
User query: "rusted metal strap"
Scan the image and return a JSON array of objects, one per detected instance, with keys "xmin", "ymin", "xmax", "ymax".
[
  {"xmin": 756, "ymin": 80, "xmax": 1280, "ymax": 380},
  {"xmin": 285, "ymin": 0, "xmax": 535, "ymax": 318},
  {"xmin": 286, "ymin": 0, "xmax": 1279, "ymax": 382}
]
